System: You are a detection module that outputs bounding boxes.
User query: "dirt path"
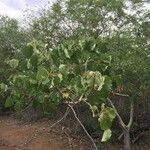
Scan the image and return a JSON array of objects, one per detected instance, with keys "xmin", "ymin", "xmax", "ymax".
[
  {"xmin": 0, "ymin": 116, "xmax": 150, "ymax": 150},
  {"xmin": 0, "ymin": 116, "xmax": 89, "ymax": 150}
]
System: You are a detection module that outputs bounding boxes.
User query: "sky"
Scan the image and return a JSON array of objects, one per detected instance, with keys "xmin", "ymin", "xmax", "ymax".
[
  {"xmin": 0, "ymin": 0, "xmax": 150, "ymax": 20},
  {"xmin": 0, "ymin": 0, "xmax": 55, "ymax": 19}
]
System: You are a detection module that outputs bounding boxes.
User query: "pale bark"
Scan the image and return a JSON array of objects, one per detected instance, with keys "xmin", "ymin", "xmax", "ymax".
[
  {"xmin": 107, "ymin": 98, "xmax": 134, "ymax": 150},
  {"xmin": 123, "ymin": 128, "xmax": 130, "ymax": 150}
]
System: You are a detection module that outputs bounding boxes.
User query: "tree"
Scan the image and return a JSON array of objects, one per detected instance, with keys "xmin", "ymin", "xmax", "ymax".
[
  {"xmin": 0, "ymin": 0, "xmax": 149, "ymax": 149},
  {"xmin": 0, "ymin": 16, "xmax": 30, "ymax": 111}
]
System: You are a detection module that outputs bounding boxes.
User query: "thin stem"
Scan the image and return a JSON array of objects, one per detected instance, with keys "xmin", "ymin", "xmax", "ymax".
[
  {"xmin": 68, "ymin": 104, "xmax": 98, "ymax": 150},
  {"xmin": 127, "ymin": 99, "xmax": 134, "ymax": 129},
  {"xmin": 112, "ymin": 92, "xmax": 130, "ymax": 97},
  {"xmin": 50, "ymin": 107, "xmax": 70, "ymax": 128},
  {"xmin": 107, "ymin": 98, "xmax": 126, "ymax": 128}
]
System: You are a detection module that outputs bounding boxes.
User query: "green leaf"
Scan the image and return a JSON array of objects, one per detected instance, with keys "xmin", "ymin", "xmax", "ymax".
[
  {"xmin": 14, "ymin": 101, "xmax": 23, "ymax": 112},
  {"xmin": 71, "ymin": 75, "xmax": 84, "ymax": 94},
  {"xmin": 0, "ymin": 83, "xmax": 8, "ymax": 92},
  {"xmin": 52, "ymin": 73, "xmax": 63, "ymax": 85},
  {"xmin": 99, "ymin": 107, "xmax": 116, "ymax": 130},
  {"xmin": 42, "ymin": 78, "xmax": 50, "ymax": 85},
  {"xmin": 36, "ymin": 67, "xmax": 49, "ymax": 84},
  {"xmin": 29, "ymin": 79, "xmax": 37, "ymax": 84},
  {"xmin": 105, "ymin": 107, "xmax": 116, "ymax": 121},
  {"xmin": 38, "ymin": 95, "xmax": 45, "ymax": 104},
  {"xmin": 99, "ymin": 76, "xmax": 112, "ymax": 99},
  {"xmin": 88, "ymin": 90, "xmax": 105, "ymax": 106},
  {"xmin": 23, "ymin": 45, "xmax": 34, "ymax": 58},
  {"xmin": 7, "ymin": 59, "xmax": 19, "ymax": 68},
  {"xmin": 5, "ymin": 98, "xmax": 14, "ymax": 108},
  {"xmin": 27, "ymin": 60, "xmax": 32, "ymax": 69},
  {"xmin": 32, "ymin": 99, "xmax": 40, "ymax": 108},
  {"xmin": 95, "ymin": 73, "xmax": 105, "ymax": 91},
  {"xmin": 101, "ymin": 129, "xmax": 112, "ymax": 142},
  {"xmin": 30, "ymin": 55, "xmax": 39, "ymax": 67},
  {"xmin": 59, "ymin": 64, "xmax": 68, "ymax": 75},
  {"xmin": 99, "ymin": 112, "xmax": 112, "ymax": 130},
  {"xmin": 64, "ymin": 48, "xmax": 70, "ymax": 58}
]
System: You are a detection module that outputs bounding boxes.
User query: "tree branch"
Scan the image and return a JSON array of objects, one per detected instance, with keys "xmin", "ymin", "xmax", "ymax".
[
  {"xmin": 112, "ymin": 92, "xmax": 129, "ymax": 97},
  {"xmin": 50, "ymin": 107, "xmax": 70, "ymax": 128},
  {"xmin": 127, "ymin": 99, "xmax": 134, "ymax": 129},
  {"xmin": 107, "ymin": 98, "xmax": 126, "ymax": 128},
  {"xmin": 68, "ymin": 104, "xmax": 98, "ymax": 150}
]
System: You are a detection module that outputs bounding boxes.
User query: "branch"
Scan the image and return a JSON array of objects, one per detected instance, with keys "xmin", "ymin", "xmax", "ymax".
[
  {"xmin": 64, "ymin": 94, "xmax": 84, "ymax": 105},
  {"xmin": 118, "ymin": 133, "xmax": 123, "ymax": 141},
  {"xmin": 50, "ymin": 107, "xmax": 70, "ymax": 128},
  {"xmin": 50, "ymin": 94, "xmax": 84, "ymax": 128},
  {"xmin": 107, "ymin": 98, "xmax": 126, "ymax": 128},
  {"xmin": 127, "ymin": 99, "xmax": 134, "ymax": 129},
  {"xmin": 68, "ymin": 104, "xmax": 98, "ymax": 150},
  {"xmin": 112, "ymin": 92, "xmax": 130, "ymax": 97},
  {"xmin": 83, "ymin": 100, "xmax": 99, "ymax": 117},
  {"xmin": 132, "ymin": 131, "xmax": 149, "ymax": 143}
]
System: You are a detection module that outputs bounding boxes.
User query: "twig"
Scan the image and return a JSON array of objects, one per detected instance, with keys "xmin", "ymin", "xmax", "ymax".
[
  {"xmin": 64, "ymin": 94, "xmax": 84, "ymax": 105},
  {"xmin": 83, "ymin": 100, "xmax": 99, "ymax": 117},
  {"xmin": 127, "ymin": 99, "xmax": 134, "ymax": 129},
  {"xmin": 112, "ymin": 92, "xmax": 129, "ymax": 97},
  {"xmin": 132, "ymin": 131, "xmax": 149, "ymax": 143},
  {"xmin": 107, "ymin": 98, "xmax": 126, "ymax": 128},
  {"xmin": 50, "ymin": 107, "xmax": 70, "ymax": 128},
  {"xmin": 118, "ymin": 133, "xmax": 123, "ymax": 141},
  {"xmin": 68, "ymin": 104, "xmax": 98, "ymax": 150}
]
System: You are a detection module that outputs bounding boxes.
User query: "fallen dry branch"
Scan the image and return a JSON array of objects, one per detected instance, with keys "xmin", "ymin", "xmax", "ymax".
[
  {"xmin": 50, "ymin": 107, "xmax": 70, "ymax": 128},
  {"xmin": 68, "ymin": 104, "xmax": 98, "ymax": 150},
  {"xmin": 133, "ymin": 130, "xmax": 150, "ymax": 143}
]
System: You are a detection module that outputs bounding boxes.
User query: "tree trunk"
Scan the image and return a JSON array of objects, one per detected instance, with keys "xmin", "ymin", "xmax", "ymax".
[{"xmin": 123, "ymin": 128, "xmax": 131, "ymax": 150}]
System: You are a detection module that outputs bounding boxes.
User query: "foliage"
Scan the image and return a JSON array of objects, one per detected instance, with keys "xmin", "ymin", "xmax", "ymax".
[{"xmin": 2, "ymin": 38, "xmax": 116, "ymax": 141}]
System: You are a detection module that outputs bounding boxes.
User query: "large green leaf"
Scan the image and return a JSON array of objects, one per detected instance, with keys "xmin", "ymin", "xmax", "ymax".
[
  {"xmin": 101, "ymin": 129, "xmax": 112, "ymax": 142},
  {"xmin": 52, "ymin": 73, "xmax": 63, "ymax": 86},
  {"xmin": 94, "ymin": 72, "xmax": 105, "ymax": 91},
  {"xmin": 99, "ymin": 107, "xmax": 116, "ymax": 130},
  {"xmin": 30, "ymin": 55, "xmax": 39, "ymax": 67},
  {"xmin": 105, "ymin": 107, "xmax": 116, "ymax": 121},
  {"xmin": 64, "ymin": 48, "xmax": 70, "ymax": 58},
  {"xmin": 88, "ymin": 90, "xmax": 105, "ymax": 106},
  {"xmin": 5, "ymin": 98, "xmax": 14, "ymax": 108},
  {"xmin": 98, "ymin": 76, "xmax": 112, "ymax": 99},
  {"xmin": 99, "ymin": 112, "xmax": 112, "ymax": 130},
  {"xmin": 23, "ymin": 45, "xmax": 34, "ymax": 58},
  {"xmin": 0, "ymin": 83, "xmax": 8, "ymax": 92},
  {"xmin": 7, "ymin": 59, "xmax": 19, "ymax": 68},
  {"xmin": 70, "ymin": 75, "xmax": 84, "ymax": 94},
  {"xmin": 59, "ymin": 64, "xmax": 68, "ymax": 76},
  {"xmin": 36, "ymin": 67, "xmax": 49, "ymax": 83}
]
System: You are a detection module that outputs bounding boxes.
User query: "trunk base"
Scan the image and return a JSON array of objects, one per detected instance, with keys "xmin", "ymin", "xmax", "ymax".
[{"xmin": 123, "ymin": 128, "xmax": 131, "ymax": 150}]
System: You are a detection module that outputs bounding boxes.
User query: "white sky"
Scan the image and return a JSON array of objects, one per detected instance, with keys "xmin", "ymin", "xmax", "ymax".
[
  {"xmin": 0, "ymin": 0, "xmax": 55, "ymax": 19},
  {"xmin": 0, "ymin": 0, "xmax": 149, "ymax": 20}
]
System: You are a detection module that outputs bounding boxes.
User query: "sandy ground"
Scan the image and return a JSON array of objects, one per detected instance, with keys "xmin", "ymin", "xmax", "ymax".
[
  {"xmin": 0, "ymin": 116, "xmax": 149, "ymax": 150},
  {"xmin": 0, "ymin": 116, "xmax": 90, "ymax": 150}
]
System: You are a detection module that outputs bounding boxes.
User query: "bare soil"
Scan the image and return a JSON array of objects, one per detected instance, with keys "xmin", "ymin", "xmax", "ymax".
[
  {"xmin": 0, "ymin": 116, "xmax": 90, "ymax": 150},
  {"xmin": 0, "ymin": 116, "xmax": 149, "ymax": 150}
]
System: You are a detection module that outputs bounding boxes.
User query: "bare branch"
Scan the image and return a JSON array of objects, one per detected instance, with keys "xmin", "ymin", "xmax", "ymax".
[
  {"xmin": 118, "ymin": 133, "xmax": 123, "ymax": 141},
  {"xmin": 112, "ymin": 92, "xmax": 130, "ymax": 97},
  {"xmin": 132, "ymin": 131, "xmax": 149, "ymax": 143},
  {"xmin": 64, "ymin": 94, "xmax": 84, "ymax": 105},
  {"xmin": 107, "ymin": 98, "xmax": 126, "ymax": 128},
  {"xmin": 83, "ymin": 100, "xmax": 99, "ymax": 117},
  {"xmin": 127, "ymin": 100, "xmax": 134, "ymax": 129},
  {"xmin": 50, "ymin": 107, "xmax": 70, "ymax": 128},
  {"xmin": 68, "ymin": 104, "xmax": 98, "ymax": 150}
]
